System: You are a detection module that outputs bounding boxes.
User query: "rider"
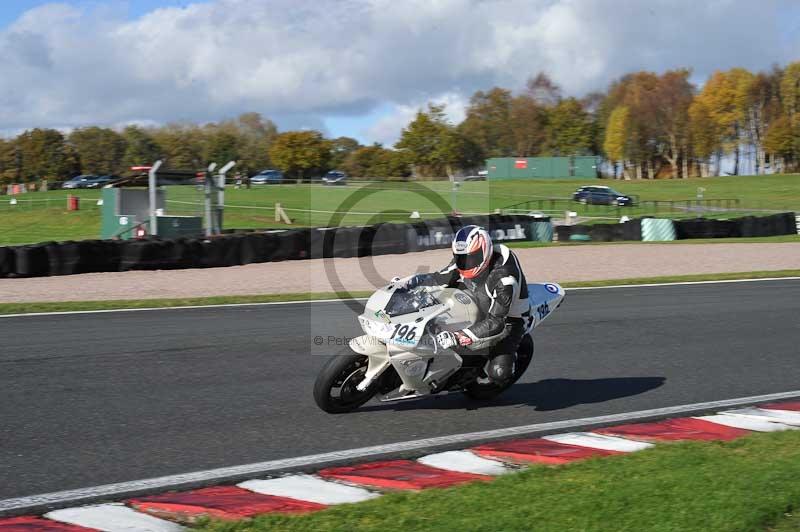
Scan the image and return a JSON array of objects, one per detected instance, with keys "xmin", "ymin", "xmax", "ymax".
[{"xmin": 401, "ymin": 225, "xmax": 532, "ymax": 387}]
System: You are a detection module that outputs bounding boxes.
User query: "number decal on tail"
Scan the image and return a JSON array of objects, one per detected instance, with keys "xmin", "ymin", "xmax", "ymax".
[{"xmin": 536, "ymin": 302, "xmax": 550, "ymax": 320}]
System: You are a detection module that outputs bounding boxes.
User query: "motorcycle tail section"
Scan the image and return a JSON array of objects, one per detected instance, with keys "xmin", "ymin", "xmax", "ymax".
[{"xmin": 527, "ymin": 283, "xmax": 565, "ymax": 328}]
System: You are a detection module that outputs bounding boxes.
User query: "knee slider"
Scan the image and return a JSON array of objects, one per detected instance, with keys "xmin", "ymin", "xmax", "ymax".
[{"xmin": 487, "ymin": 354, "xmax": 515, "ymax": 385}]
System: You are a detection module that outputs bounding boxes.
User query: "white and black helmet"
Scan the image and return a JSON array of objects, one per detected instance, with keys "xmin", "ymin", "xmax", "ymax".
[{"xmin": 452, "ymin": 225, "xmax": 493, "ymax": 279}]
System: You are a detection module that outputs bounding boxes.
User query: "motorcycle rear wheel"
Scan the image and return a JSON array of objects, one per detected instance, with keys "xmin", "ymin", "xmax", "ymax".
[
  {"xmin": 464, "ymin": 335, "xmax": 534, "ymax": 400},
  {"xmin": 313, "ymin": 354, "xmax": 378, "ymax": 413}
]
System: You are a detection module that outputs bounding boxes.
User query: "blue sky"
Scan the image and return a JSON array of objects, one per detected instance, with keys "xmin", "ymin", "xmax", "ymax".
[
  {"xmin": 0, "ymin": 1, "xmax": 797, "ymax": 145},
  {"xmin": 0, "ymin": 1, "xmax": 200, "ymax": 26}
]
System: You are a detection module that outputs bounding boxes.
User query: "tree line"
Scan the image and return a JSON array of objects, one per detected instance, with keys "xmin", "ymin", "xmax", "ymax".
[{"xmin": 1, "ymin": 61, "xmax": 799, "ymax": 185}]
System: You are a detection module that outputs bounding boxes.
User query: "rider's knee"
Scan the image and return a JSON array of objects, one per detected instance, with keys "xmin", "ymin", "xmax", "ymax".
[{"xmin": 487, "ymin": 353, "xmax": 514, "ymax": 386}]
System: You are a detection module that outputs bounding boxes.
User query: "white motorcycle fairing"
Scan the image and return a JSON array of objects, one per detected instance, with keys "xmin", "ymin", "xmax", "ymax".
[{"xmin": 348, "ymin": 282, "xmax": 565, "ymax": 399}]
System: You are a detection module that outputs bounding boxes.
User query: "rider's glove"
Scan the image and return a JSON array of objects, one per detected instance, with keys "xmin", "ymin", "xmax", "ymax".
[{"xmin": 436, "ymin": 330, "xmax": 473, "ymax": 349}]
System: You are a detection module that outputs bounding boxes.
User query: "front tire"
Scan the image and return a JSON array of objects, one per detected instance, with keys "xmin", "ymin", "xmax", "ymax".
[
  {"xmin": 464, "ymin": 336, "xmax": 534, "ymax": 400},
  {"xmin": 313, "ymin": 354, "xmax": 378, "ymax": 413}
]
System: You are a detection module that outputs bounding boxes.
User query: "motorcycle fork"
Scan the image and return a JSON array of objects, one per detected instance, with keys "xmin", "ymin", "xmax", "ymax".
[{"xmin": 355, "ymin": 349, "xmax": 392, "ymax": 392}]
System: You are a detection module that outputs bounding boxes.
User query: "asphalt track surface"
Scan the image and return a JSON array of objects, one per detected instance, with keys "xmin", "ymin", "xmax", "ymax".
[{"xmin": 2, "ymin": 279, "xmax": 799, "ymax": 500}]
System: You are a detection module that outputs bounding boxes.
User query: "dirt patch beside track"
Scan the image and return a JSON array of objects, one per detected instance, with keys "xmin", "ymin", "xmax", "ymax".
[{"xmin": 1, "ymin": 242, "xmax": 798, "ymax": 303}]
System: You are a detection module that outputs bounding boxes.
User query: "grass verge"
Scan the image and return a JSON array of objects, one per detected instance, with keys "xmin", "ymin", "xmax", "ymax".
[
  {"xmin": 198, "ymin": 430, "xmax": 800, "ymax": 532},
  {"xmin": 772, "ymin": 512, "xmax": 800, "ymax": 531},
  {"xmin": 1, "ymin": 270, "xmax": 799, "ymax": 315},
  {"xmin": 0, "ymin": 292, "xmax": 373, "ymax": 315}
]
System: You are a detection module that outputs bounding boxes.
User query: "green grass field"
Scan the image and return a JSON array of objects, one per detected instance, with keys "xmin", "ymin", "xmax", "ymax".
[
  {"xmin": 1, "ymin": 174, "xmax": 799, "ymax": 245},
  {"xmin": 774, "ymin": 513, "xmax": 800, "ymax": 532},
  {"xmin": 199, "ymin": 430, "xmax": 800, "ymax": 532}
]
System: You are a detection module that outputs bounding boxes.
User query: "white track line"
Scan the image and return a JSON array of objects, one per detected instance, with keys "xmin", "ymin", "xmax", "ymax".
[
  {"xmin": 46, "ymin": 503, "xmax": 184, "ymax": 532},
  {"xmin": 565, "ymin": 277, "xmax": 800, "ymax": 291},
  {"xmin": 543, "ymin": 432, "xmax": 653, "ymax": 452},
  {"xmin": 2, "ymin": 277, "xmax": 797, "ymax": 319},
  {"xmin": 238, "ymin": 475, "xmax": 379, "ymax": 505},
  {"xmin": 693, "ymin": 414, "xmax": 796, "ymax": 432},
  {"xmin": 3, "ymin": 389, "xmax": 799, "ymax": 515},
  {"xmin": 417, "ymin": 450, "xmax": 513, "ymax": 475},
  {"xmin": 720, "ymin": 407, "xmax": 800, "ymax": 426}
]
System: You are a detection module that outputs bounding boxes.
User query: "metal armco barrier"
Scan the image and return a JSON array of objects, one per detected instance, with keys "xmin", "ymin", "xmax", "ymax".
[{"xmin": 641, "ymin": 219, "xmax": 677, "ymax": 242}]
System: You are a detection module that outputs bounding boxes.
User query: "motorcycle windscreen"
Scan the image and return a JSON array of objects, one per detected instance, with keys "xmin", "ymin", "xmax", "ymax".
[
  {"xmin": 527, "ymin": 283, "xmax": 565, "ymax": 328},
  {"xmin": 384, "ymin": 288, "xmax": 439, "ymax": 317}
]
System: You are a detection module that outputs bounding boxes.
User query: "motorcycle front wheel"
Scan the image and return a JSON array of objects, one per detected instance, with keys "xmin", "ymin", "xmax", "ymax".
[{"xmin": 313, "ymin": 354, "xmax": 378, "ymax": 413}]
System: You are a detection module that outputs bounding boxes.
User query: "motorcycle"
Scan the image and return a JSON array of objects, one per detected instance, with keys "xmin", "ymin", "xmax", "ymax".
[{"xmin": 313, "ymin": 280, "xmax": 565, "ymax": 413}]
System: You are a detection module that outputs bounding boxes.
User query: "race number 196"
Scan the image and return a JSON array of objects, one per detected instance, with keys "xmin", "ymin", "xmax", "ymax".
[{"xmin": 391, "ymin": 324, "xmax": 417, "ymax": 341}]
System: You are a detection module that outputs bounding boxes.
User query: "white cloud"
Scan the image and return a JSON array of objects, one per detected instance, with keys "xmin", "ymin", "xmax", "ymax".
[
  {"xmin": 0, "ymin": 0, "xmax": 796, "ymax": 142},
  {"xmin": 365, "ymin": 92, "xmax": 469, "ymax": 146}
]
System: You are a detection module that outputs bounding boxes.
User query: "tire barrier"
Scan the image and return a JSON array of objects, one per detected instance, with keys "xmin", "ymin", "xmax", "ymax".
[
  {"xmin": 46, "ymin": 241, "xmax": 79, "ymax": 276},
  {"xmin": 120, "ymin": 240, "xmax": 176, "ymax": 271},
  {"xmin": 530, "ymin": 220, "xmax": 554, "ymax": 242},
  {"xmin": 622, "ymin": 219, "xmax": 643, "ymax": 241},
  {"xmin": 45, "ymin": 239, "xmax": 119, "ymax": 275},
  {"xmin": 732, "ymin": 212, "xmax": 797, "ymax": 238},
  {"xmin": 555, "ymin": 225, "xmax": 572, "ymax": 242},
  {"xmin": 641, "ymin": 219, "xmax": 677, "ymax": 242},
  {"xmin": 0, "ymin": 246, "xmax": 16, "ymax": 277},
  {"xmin": 406, "ymin": 215, "xmax": 547, "ymax": 252},
  {"xmin": 568, "ymin": 225, "xmax": 591, "ymax": 242},
  {"xmin": 674, "ymin": 218, "xmax": 740, "ymax": 239},
  {"xmin": 270, "ymin": 229, "xmax": 308, "ymax": 262},
  {"xmin": 307, "ymin": 228, "xmax": 335, "ymax": 260},
  {"xmin": 240, "ymin": 233, "xmax": 280, "ymax": 264},
  {"xmin": 555, "ymin": 219, "xmax": 641, "ymax": 243},
  {"xmin": 14, "ymin": 243, "xmax": 52, "ymax": 277},
  {"xmin": 0, "ymin": 213, "xmax": 793, "ymax": 278},
  {"xmin": 370, "ymin": 223, "xmax": 410, "ymax": 256},
  {"xmin": 586, "ymin": 224, "xmax": 616, "ymax": 242},
  {"xmin": 78, "ymin": 240, "xmax": 123, "ymax": 273},
  {"xmin": 331, "ymin": 226, "xmax": 359, "ymax": 258}
]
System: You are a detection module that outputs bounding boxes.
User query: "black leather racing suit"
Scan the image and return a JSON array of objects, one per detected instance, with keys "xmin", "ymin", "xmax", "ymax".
[{"xmin": 416, "ymin": 244, "xmax": 532, "ymax": 385}]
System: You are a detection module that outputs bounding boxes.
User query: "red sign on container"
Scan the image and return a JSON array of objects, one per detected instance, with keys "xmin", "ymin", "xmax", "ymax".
[{"xmin": 514, "ymin": 160, "xmax": 527, "ymax": 169}]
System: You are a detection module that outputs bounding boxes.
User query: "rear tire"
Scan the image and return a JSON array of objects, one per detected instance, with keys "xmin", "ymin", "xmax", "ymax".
[
  {"xmin": 464, "ymin": 336, "xmax": 534, "ymax": 401},
  {"xmin": 313, "ymin": 354, "xmax": 378, "ymax": 413}
]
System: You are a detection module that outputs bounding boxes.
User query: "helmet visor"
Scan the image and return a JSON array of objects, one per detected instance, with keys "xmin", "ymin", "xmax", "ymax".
[{"xmin": 455, "ymin": 248, "xmax": 485, "ymax": 271}]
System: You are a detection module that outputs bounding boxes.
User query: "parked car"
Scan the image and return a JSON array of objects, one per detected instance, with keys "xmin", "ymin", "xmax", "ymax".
[
  {"xmin": 62, "ymin": 175, "xmax": 97, "ymax": 189},
  {"xmin": 322, "ymin": 170, "xmax": 347, "ymax": 185},
  {"xmin": 84, "ymin": 175, "xmax": 117, "ymax": 188},
  {"xmin": 572, "ymin": 185, "xmax": 634, "ymax": 206},
  {"xmin": 250, "ymin": 169, "xmax": 284, "ymax": 184}
]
